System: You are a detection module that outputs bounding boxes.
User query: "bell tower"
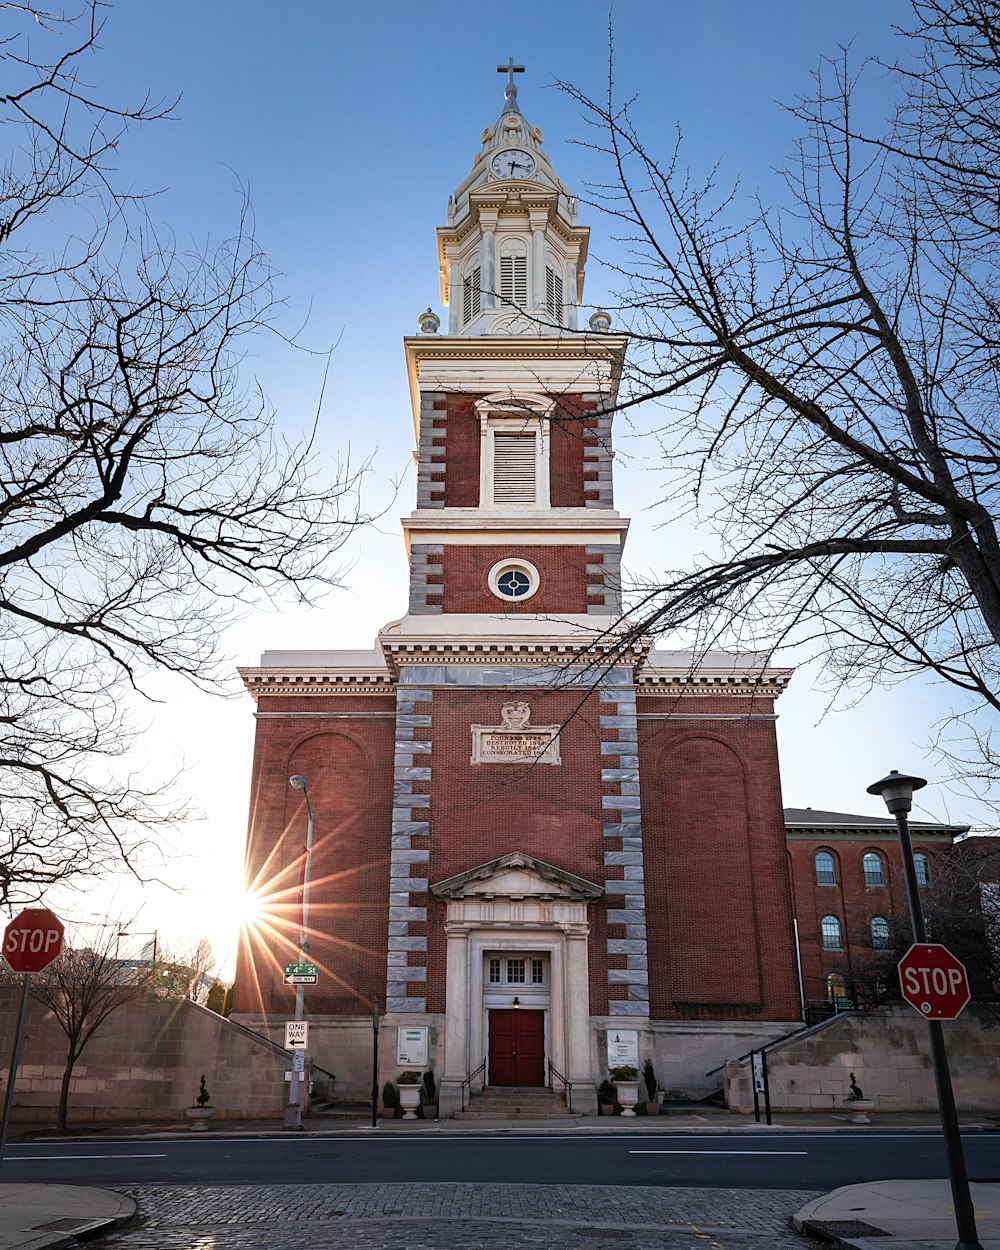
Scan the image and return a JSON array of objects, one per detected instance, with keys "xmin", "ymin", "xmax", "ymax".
[
  {"xmin": 438, "ymin": 58, "xmax": 590, "ymax": 337},
  {"xmin": 394, "ymin": 65, "xmax": 629, "ymax": 628}
]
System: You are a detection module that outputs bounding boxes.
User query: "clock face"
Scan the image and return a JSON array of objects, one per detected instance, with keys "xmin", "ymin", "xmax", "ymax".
[{"xmin": 491, "ymin": 149, "xmax": 537, "ymax": 180}]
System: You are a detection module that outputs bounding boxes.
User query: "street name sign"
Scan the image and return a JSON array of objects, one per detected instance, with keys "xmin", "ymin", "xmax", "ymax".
[
  {"xmin": 898, "ymin": 942, "xmax": 971, "ymax": 1020},
  {"xmin": 3, "ymin": 908, "xmax": 64, "ymax": 973},
  {"xmin": 283, "ymin": 962, "xmax": 318, "ymax": 985},
  {"xmin": 285, "ymin": 1021, "xmax": 308, "ymax": 1049}
]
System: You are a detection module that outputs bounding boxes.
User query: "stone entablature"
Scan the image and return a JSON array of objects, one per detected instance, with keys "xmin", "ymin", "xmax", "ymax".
[{"xmin": 403, "ymin": 334, "xmax": 627, "ymax": 429}]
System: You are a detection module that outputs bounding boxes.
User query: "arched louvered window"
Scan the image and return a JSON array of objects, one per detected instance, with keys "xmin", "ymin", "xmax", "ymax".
[
  {"xmin": 870, "ymin": 915, "xmax": 890, "ymax": 949},
  {"xmin": 815, "ymin": 851, "xmax": 836, "ymax": 886},
  {"xmin": 914, "ymin": 853, "xmax": 931, "ymax": 887},
  {"xmin": 545, "ymin": 265, "xmax": 563, "ymax": 324},
  {"xmin": 463, "ymin": 265, "xmax": 482, "ymax": 325},
  {"xmin": 863, "ymin": 852, "xmax": 886, "ymax": 887},
  {"xmin": 821, "ymin": 915, "xmax": 843, "ymax": 950}
]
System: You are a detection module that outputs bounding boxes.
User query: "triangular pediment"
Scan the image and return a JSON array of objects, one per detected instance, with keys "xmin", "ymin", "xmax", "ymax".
[{"xmin": 431, "ymin": 851, "xmax": 602, "ymax": 901}]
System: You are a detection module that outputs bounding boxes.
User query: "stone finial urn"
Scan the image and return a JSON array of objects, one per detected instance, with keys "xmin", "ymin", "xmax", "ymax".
[
  {"xmin": 396, "ymin": 1073, "xmax": 422, "ymax": 1120},
  {"xmin": 610, "ymin": 1066, "xmax": 640, "ymax": 1118}
]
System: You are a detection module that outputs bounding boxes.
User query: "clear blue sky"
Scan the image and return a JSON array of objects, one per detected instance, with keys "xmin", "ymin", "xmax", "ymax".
[{"xmin": 52, "ymin": 1, "xmax": 984, "ymax": 967}]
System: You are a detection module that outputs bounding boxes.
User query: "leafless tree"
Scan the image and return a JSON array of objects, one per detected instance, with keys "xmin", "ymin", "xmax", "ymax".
[
  {"xmin": 558, "ymin": 1, "xmax": 1000, "ymax": 789},
  {"xmin": 29, "ymin": 924, "xmax": 158, "ymax": 1132},
  {"xmin": 853, "ymin": 837, "xmax": 1000, "ymax": 1002},
  {"xmin": 154, "ymin": 936, "xmax": 216, "ymax": 1002},
  {"xmin": 0, "ymin": 5, "xmax": 367, "ymax": 900}
]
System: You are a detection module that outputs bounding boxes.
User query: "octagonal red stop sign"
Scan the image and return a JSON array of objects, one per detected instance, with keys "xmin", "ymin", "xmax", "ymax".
[
  {"xmin": 898, "ymin": 942, "xmax": 971, "ymax": 1020},
  {"xmin": 2, "ymin": 908, "xmax": 64, "ymax": 973}
]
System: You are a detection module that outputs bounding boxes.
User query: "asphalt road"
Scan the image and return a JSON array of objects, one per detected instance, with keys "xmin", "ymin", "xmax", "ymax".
[{"xmin": 4, "ymin": 1131, "xmax": 999, "ymax": 1189}]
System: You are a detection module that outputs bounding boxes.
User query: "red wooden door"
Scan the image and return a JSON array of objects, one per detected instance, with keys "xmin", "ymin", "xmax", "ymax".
[{"xmin": 488, "ymin": 1009, "xmax": 545, "ymax": 1086}]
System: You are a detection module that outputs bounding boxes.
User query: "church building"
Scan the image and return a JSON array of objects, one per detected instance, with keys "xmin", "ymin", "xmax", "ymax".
[{"xmin": 232, "ymin": 68, "xmax": 808, "ymax": 1115}]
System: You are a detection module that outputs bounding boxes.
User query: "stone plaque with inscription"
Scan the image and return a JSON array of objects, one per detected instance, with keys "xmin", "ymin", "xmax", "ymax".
[{"xmin": 471, "ymin": 701, "xmax": 561, "ymax": 765}]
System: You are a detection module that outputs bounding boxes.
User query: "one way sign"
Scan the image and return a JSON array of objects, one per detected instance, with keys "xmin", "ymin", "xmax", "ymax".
[{"xmin": 284, "ymin": 1020, "xmax": 308, "ymax": 1049}]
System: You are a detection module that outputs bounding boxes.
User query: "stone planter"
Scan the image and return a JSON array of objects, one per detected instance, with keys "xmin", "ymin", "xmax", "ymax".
[
  {"xmin": 644, "ymin": 1101, "xmax": 661, "ymax": 1116},
  {"xmin": 841, "ymin": 1096, "xmax": 875, "ymax": 1124},
  {"xmin": 183, "ymin": 1106, "xmax": 217, "ymax": 1132},
  {"xmin": 599, "ymin": 1103, "xmax": 615, "ymax": 1116},
  {"xmin": 614, "ymin": 1080, "xmax": 640, "ymax": 1117},
  {"xmin": 397, "ymin": 1084, "xmax": 422, "ymax": 1120}
]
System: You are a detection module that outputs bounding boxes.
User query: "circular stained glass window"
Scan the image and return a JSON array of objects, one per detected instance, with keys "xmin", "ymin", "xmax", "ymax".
[
  {"xmin": 488, "ymin": 559, "xmax": 540, "ymax": 602},
  {"xmin": 496, "ymin": 569, "xmax": 532, "ymax": 597}
]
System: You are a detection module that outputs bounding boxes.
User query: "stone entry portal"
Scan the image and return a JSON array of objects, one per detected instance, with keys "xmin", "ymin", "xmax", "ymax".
[{"xmin": 488, "ymin": 1008, "xmax": 544, "ymax": 1086}]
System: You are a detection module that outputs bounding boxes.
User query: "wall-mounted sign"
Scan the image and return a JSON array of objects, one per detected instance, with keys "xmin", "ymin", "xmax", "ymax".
[
  {"xmin": 397, "ymin": 1025, "xmax": 428, "ymax": 1067},
  {"xmin": 606, "ymin": 1030, "xmax": 638, "ymax": 1069},
  {"xmin": 471, "ymin": 703, "xmax": 561, "ymax": 766}
]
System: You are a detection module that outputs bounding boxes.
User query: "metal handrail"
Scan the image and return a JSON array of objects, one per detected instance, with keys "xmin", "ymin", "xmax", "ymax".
[
  {"xmin": 460, "ymin": 1059, "xmax": 486, "ymax": 1111},
  {"xmin": 547, "ymin": 1058, "xmax": 573, "ymax": 1115}
]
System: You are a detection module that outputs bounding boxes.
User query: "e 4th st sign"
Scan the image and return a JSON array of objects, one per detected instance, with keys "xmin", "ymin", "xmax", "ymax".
[
  {"xmin": 898, "ymin": 942, "xmax": 971, "ymax": 1021},
  {"xmin": 3, "ymin": 908, "xmax": 64, "ymax": 973}
]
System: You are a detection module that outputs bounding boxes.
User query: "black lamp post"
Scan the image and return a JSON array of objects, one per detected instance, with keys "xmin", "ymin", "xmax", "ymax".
[
  {"xmin": 866, "ymin": 770, "xmax": 981, "ymax": 1250},
  {"xmin": 285, "ymin": 773, "xmax": 315, "ymax": 1131}
]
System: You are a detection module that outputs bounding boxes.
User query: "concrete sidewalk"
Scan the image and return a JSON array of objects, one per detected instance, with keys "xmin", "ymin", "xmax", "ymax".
[
  {"xmin": 0, "ymin": 1185, "xmax": 134, "ymax": 1250},
  {"xmin": 794, "ymin": 1179, "xmax": 1000, "ymax": 1248}
]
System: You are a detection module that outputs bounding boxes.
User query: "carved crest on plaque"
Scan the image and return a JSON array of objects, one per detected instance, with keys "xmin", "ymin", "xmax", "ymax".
[
  {"xmin": 471, "ymin": 701, "xmax": 561, "ymax": 766},
  {"xmin": 500, "ymin": 701, "xmax": 531, "ymax": 730}
]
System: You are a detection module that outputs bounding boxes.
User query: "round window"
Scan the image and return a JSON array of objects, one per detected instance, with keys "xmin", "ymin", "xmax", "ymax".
[{"xmin": 488, "ymin": 559, "xmax": 540, "ymax": 603}]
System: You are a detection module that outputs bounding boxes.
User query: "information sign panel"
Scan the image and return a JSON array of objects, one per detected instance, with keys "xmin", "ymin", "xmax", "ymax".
[
  {"xmin": 606, "ymin": 1030, "xmax": 638, "ymax": 1069},
  {"xmin": 397, "ymin": 1026, "xmax": 428, "ymax": 1067}
]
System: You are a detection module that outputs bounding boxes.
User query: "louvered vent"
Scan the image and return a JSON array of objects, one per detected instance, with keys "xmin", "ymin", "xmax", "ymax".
[
  {"xmin": 545, "ymin": 266, "xmax": 564, "ymax": 325},
  {"xmin": 463, "ymin": 266, "xmax": 482, "ymax": 326},
  {"xmin": 492, "ymin": 433, "xmax": 537, "ymax": 503},
  {"xmin": 500, "ymin": 256, "xmax": 528, "ymax": 307}
]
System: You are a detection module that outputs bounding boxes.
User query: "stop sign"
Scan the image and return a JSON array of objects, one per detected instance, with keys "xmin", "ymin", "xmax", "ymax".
[
  {"xmin": 898, "ymin": 942, "xmax": 971, "ymax": 1020},
  {"xmin": 2, "ymin": 908, "xmax": 64, "ymax": 973}
]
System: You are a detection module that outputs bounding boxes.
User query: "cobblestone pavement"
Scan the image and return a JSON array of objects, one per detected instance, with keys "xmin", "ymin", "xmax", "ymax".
[{"xmin": 104, "ymin": 1184, "xmax": 826, "ymax": 1249}]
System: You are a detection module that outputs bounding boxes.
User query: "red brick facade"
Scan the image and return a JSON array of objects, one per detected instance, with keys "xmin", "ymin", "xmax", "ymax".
[
  {"xmin": 233, "ymin": 696, "xmax": 395, "ymax": 1017},
  {"xmin": 638, "ymin": 697, "xmax": 800, "ymax": 1021},
  {"xmin": 785, "ymin": 817, "xmax": 956, "ymax": 1010},
  {"xmin": 440, "ymin": 545, "xmax": 594, "ymax": 615}
]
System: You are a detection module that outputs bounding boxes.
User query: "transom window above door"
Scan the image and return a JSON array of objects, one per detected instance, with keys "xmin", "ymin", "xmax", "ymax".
[{"xmin": 486, "ymin": 955, "xmax": 547, "ymax": 985}]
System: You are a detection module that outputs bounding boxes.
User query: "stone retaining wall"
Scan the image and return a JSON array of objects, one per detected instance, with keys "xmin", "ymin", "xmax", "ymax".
[
  {"xmin": 0, "ymin": 992, "xmax": 291, "ymax": 1123},
  {"xmin": 725, "ymin": 1004, "xmax": 1000, "ymax": 1113}
]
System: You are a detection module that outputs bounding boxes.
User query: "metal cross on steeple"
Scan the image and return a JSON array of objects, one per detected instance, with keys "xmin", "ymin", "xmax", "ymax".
[{"xmin": 497, "ymin": 57, "xmax": 525, "ymax": 113}]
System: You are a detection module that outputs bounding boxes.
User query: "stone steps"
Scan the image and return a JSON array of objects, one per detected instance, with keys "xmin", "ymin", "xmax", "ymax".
[{"xmin": 460, "ymin": 1087, "xmax": 568, "ymax": 1118}]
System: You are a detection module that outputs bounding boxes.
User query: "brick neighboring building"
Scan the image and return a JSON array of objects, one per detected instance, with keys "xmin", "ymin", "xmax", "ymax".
[
  {"xmin": 785, "ymin": 807, "xmax": 969, "ymax": 1013},
  {"xmin": 232, "ymin": 75, "xmax": 855, "ymax": 1113}
]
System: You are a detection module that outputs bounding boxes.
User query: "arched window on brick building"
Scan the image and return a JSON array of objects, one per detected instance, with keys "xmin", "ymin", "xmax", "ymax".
[
  {"xmin": 826, "ymin": 971, "xmax": 849, "ymax": 1006},
  {"xmin": 821, "ymin": 915, "xmax": 843, "ymax": 950},
  {"xmin": 870, "ymin": 915, "xmax": 890, "ymax": 949},
  {"xmin": 863, "ymin": 852, "xmax": 886, "ymax": 887},
  {"xmin": 914, "ymin": 852, "xmax": 932, "ymax": 887},
  {"xmin": 815, "ymin": 851, "xmax": 837, "ymax": 886}
]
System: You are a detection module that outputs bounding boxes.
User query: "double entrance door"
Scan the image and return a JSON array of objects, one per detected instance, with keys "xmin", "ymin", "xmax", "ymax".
[{"xmin": 488, "ymin": 1008, "xmax": 544, "ymax": 1086}]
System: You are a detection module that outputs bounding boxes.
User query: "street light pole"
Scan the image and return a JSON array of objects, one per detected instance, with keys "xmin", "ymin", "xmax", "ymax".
[
  {"xmin": 285, "ymin": 774, "xmax": 314, "ymax": 1131},
  {"xmin": 867, "ymin": 770, "xmax": 982, "ymax": 1250}
]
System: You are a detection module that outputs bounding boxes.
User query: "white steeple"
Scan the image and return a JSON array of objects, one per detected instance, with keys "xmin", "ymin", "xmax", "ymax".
[{"xmin": 436, "ymin": 62, "xmax": 589, "ymax": 337}]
